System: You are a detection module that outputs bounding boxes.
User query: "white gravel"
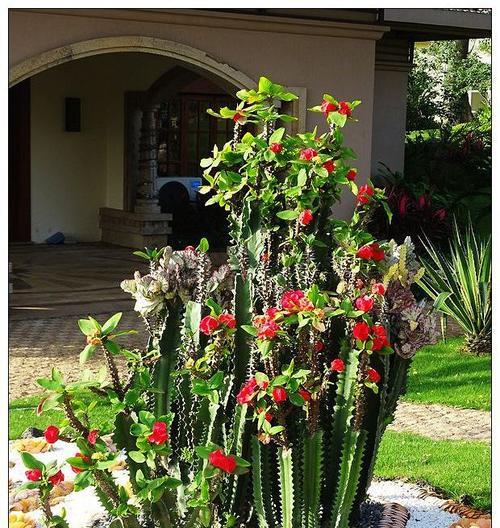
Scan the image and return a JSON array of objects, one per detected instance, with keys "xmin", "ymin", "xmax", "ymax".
[
  {"xmin": 368, "ymin": 479, "xmax": 461, "ymax": 528},
  {"xmin": 11, "ymin": 441, "xmax": 461, "ymax": 528}
]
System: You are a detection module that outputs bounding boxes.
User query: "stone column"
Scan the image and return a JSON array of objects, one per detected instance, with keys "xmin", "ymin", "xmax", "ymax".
[{"xmin": 135, "ymin": 104, "xmax": 161, "ymax": 213}]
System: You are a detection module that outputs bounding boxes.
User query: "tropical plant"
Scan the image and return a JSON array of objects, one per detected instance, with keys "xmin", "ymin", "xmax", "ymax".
[
  {"xmin": 19, "ymin": 77, "xmax": 437, "ymax": 528},
  {"xmin": 418, "ymin": 220, "xmax": 491, "ymax": 355}
]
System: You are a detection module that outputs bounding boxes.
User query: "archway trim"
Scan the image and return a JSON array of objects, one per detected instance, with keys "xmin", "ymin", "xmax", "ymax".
[{"xmin": 9, "ymin": 35, "xmax": 256, "ymax": 89}]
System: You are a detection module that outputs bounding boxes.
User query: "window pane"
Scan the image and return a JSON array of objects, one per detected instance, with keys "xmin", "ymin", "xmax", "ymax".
[
  {"xmin": 199, "ymin": 131, "xmax": 210, "ymax": 158},
  {"xmin": 187, "ymin": 101, "xmax": 198, "ymax": 130},
  {"xmin": 199, "ymin": 101, "xmax": 210, "ymax": 131},
  {"xmin": 187, "ymin": 132, "xmax": 197, "ymax": 160}
]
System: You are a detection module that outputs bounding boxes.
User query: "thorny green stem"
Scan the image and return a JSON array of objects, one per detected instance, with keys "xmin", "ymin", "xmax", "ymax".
[
  {"xmin": 62, "ymin": 392, "xmax": 89, "ymax": 436},
  {"xmin": 102, "ymin": 344, "xmax": 125, "ymax": 399}
]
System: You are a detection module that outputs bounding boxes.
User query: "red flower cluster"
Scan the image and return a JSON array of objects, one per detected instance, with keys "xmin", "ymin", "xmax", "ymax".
[
  {"xmin": 253, "ymin": 308, "xmax": 281, "ymax": 340},
  {"xmin": 331, "ymin": 358, "xmax": 345, "ymax": 373},
  {"xmin": 257, "ymin": 407, "xmax": 273, "ymax": 422},
  {"xmin": 208, "ymin": 449, "xmax": 237, "ymax": 474},
  {"xmin": 48, "ymin": 470, "xmax": 65, "ymax": 486},
  {"xmin": 371, "ymin": 325, "xmax": 390, "ymax": 351},
  {"xmin": 298, "ymin": 388, "xmax": 311, "ymax": 402},
  {"xmin": 26, "ymin": 468, "xmax": 42, "ymax": 481},
  {"xmin": 366, "ymin": 368, "xmax": 381, "ymax": 384},
  {"xmin": 356, "ymin": 242, "xmax": 385, "ymax": 262},
  {"xmin": 355, "ymin": 295, "xmax": 374, "ymax": 313},
  {"xmin": 352, "ymin": 322, "xmax": 390, "ymax": 351},
  {"xmin": 199, "ymin": 312, "xmax": 236, "ymax": 335},
  {"xmin": 323, "ymin": 160, "xmax": 335, "ymax": 174},
  {"xmin": 314, "ymin": 341, "xmax": 324, "ymax": 352},
  {"xmin": 272, "ymin": 387, "xmax": 287, "ymax": 403},
  {"xmin": 270, "ymin": 142, "xmax": 283, "ymax": 153},
  {"xmin": 148, "ymin": 421, "xmax": 169, "ymax": 445},
  {"xmin": 371, "ymin": 283, "xmax": 386, "ymax": 295},
  {"xmin": 357, "ymin": 184, "xmax": 374, "ymax": 205},
  {"xmin": 87, "ymin": 429, "xmax": 99, "ymax": 446},
  {"xmin": 299, "ymin": 148, "xmax": 318, "ymax": 161},
  {"xmin": 346, "ymin": 169, "xmax": 357, "ymax": 181},
  {"xmin": 338, "ymin": 101, "xmax": 352, "ymax": 117},
  {"xmin": 236, "ymin": 378, "xmax": 260, "ymax": 405},
  {"xmin": 281, "ymin": 290, "xmax": 314, "ymax": 314},
  {"xmin": 298, "ymin": 209, "xmax": 313, "ymax": 226},
  {"xmin": 44, "ymin": 425, "xmax": 59, "ymax": 444},
  {"xmin": 321, "ymin": 99, "xmax": 337, "ymax": 116},
  {"xmin": 233, "ymin": 112, "xmax": 247, "ymax": 124},
  {"xmin": 71, "ymin": 452, "xmax": 91, "ymax": 474}
]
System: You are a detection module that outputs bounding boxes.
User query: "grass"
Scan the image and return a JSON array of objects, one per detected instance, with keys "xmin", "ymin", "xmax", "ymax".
[
  {"xmin": 375, "ymin": 430, "xmax": 491, "ymax": 511},
  {"xmin": 402, "ymin": 337, "xmax": 491, "ymax": 411},
  {"xmin": 9, "ymin": 392, "xmax": 115, "ymax": 441}
]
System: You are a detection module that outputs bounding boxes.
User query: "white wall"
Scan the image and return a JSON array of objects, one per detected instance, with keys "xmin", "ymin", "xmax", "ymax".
[{"xmin": 30, "ymin": 53, "xmax": 176, "ymax": 242}]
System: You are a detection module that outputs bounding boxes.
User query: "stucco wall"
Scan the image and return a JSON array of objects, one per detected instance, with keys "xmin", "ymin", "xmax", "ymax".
[
  {"xmin": 371, "ymin": 66, "xmax": 410, "ymax": 176},
  {"xmin": 30, "ymin": 53, "xmax": 176, "ymax": 242}
]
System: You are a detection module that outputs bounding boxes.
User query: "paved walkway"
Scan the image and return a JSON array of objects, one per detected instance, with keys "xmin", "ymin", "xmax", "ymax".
[
  {"xmin": 389, "ymin": 401, "xmax": 490, "ymax": 443},
  {"xmin": 8, "ymin": 244, "xmax": 491, "ymax": 444}
]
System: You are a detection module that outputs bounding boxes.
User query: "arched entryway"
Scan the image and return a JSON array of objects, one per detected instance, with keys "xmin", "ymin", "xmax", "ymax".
[{"xmin": 8, "ymin": 36, "xmax": 255, "ymax": 246}]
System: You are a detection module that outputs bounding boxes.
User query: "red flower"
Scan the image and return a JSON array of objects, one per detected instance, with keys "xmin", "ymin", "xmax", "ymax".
[
  {"xmin": 208, "ymin": 449, "xmax": 237, "ymax": 474},
  {"xmin": 254, "ymin": 310, "xmax": 281, "ymax": 340},
  {"xmin": 44, "ymin": 425, "xmax": 59, "ymax": 444},
  {"xmin": 366, "ymin": 368, "xmax": 381, "ymax": 384},
  {"xmin": 261, "ymin": 252, "xmax": 270, "ymax": 263},
  {"xmin": 25, "ymin": 469, "xmax": 42, "ymax": 481},
  {"xmin": 331, "ymin": 358, "xmax": 345, "ymax": 373},
  {"xmin": 372, "ymin": 325, "xmax": 389, "ymax": 351},
  {"xmin": 321, "ymin": 100, "xmax": 337, "ymax": 116},
  {"xmin": 184, "ymin": 245, "xmax": 196, "ymax": 252},
  {"xmin": 434, "ymin": 208, "xmax": 446, "ymax": 221},
  {"xmin": 372, "ymin": 283, "xmax": 386, "ymax": 295},
  {"xmin": 338, "ymin": 101, "xmax": 352, "ymax": 117},
  {"xmin": 257, "ymin": 407, "xmax": 273, "ymax": 422},
  {"xmin": 299, "ymin": 148, "xmax": 318, "ymax": 161},
  {"xmin": 148, "ymin": 421, "xmax": 169, "ymax": 445},
  {"xmin": 314, "ymin": 341, "xmax": 324, "ymax": 352},
  {"xmin": 355, "ymin": 295, "xmax": 374, "ymax": 313},
  {"xmin": 87, "ymin": 429, "xmax": 99, "ymax": 446},
  {"xmin": 281, "ymin": 290, "xmax": 314, "ymax": 313},
  {"xmin": 48, "ymin": 470, "xmax": 65, "ymax": 486},
  {"xmin": 199, "ymin": 315, "xmax": 220, "ymax": 335},
  {"xmin": 298, "ymin": 388, "xmax": 311, "ymax": 402},
  {"xmin": 346, "ymin": 169, "xmax": 357, "ymax": 181},
  {"xmin": 233, "ymin": 112, "xmax": 247, "ymax": 124},
  {"xmin": 237, "ymin": 378, "xmax": 258, "ymax": 405},
  {"xmin": 298, "ymin": 209, "xmax": 313, "ymax": 226},
  {"xmin": 323, "ymin": 160, "xmax": 335, "ymax": 174},
  {"xmin": 353, "ymin": 321, "xmax": 370, "ymax": 341},
  {"xmin": 270, "ymin": 142, "xmax": 283, "ymax": 153},
  {"xmin": 371, "ymin": 244, "xmax": 385, "ymax": 262},
  {"xmin": 219, "ymin": 313, "xmax": 236, "ymax": 329},
  {"xmin": 71, "ymin": 452, "xmax": 91, "ymax": 474},
  {"xmin": 256, "ymin": 378, "xmax": 269, "ymax": 390},
  {"xmin": 272, "ymin": 387, "xmax": 287, "ymax": 403},
  {"xmin": 356, "ymin": 243, "xmax": 385, "ymax": 262},
  {"xmin": 357, "ymin": 184, "xmax": 374, "ymax": 205}
]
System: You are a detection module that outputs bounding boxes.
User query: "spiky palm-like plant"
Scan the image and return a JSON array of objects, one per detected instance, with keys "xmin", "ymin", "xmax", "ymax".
[
  {"xmin": 20, "ymin": 77, "xmax": 437, "ymax": 528},
  {"xmin": 418, "ymin": 220, "xmax": 491, "ymax": 354}
]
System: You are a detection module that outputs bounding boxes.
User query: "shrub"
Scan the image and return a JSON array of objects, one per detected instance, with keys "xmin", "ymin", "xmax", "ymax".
[
  {"xmin": 19, "ymin": 78, "xmax": 437, "ymax": 528},
  {"xmin": 418, "ymin": 220, "xmax": 491, "ymax": 355}
]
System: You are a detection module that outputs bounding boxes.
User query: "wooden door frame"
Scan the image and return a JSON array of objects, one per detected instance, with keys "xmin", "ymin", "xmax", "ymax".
[{"xmin": 9, "ymin": 79, "xmax": 31, "ymax": 243}]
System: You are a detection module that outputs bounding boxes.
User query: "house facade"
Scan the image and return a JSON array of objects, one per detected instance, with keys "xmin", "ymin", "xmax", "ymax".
[{"xmin": 8, "ymin": 8, "xmax": 491, "ymax": 247}]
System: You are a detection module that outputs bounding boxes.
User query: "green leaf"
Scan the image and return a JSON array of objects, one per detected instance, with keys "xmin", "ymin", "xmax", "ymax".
[
  {"xmin": 241, "ymin": 325, "xmax": 258, "ymax": 337},
  {"xmin": 197, "ymin": 237, "xmax": 210, "ymax": 253},
  {"xmin": 289, "ymin": 392, "xmax": 305, "ymax": 406},
  {"xmin": 79, "ymin": 344, "xmax": 96, "ymax": 365},
  {"xmin": 66, "ymin": 457, "xmax": 90, "ymax": 470},
  {"xmin": 277, "ymin": 210, "xmax": 300, "ymax": 220},
  {"xmin": 78, "ymin": 319, "xmax": 95, "ymax": 336},
  {"xmin": 102, "ymin": 312, "xmax": 122, "ymax": 335},
  {"xmin": 104, "ymin": 340, "xmax": 120, "ymax": 355},
  {"xmin": 21, "ymin": 452, "xmax": 45, "ymax": 471},
  {"xmin": 269, "ymin": 127, "xmax": 285, "ymax": 145},
  {"xmin": 129, "ymin": 451, "xmax": 146, "ymax": 463},
  {"xmin": 258, "ymin": 76, "xmax": 273, "ymax": 94}
]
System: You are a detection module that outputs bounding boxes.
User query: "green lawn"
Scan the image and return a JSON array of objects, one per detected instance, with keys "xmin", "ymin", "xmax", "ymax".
[
  {"xmin": 402, "ymin": 337, "xmax": 491, "ymax": 411},
  {"xmin": 375, "ymin": 430, "xmax": 491, "ymax": 511},
  {"xmin": 9, "ymin": 392, "xmax": 115, "ymax": 441}
]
